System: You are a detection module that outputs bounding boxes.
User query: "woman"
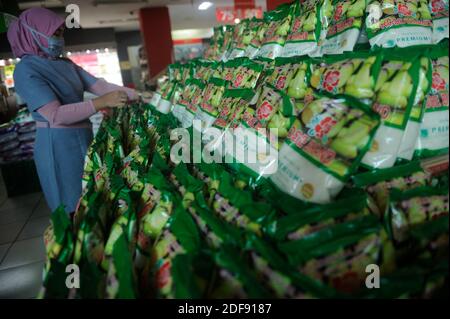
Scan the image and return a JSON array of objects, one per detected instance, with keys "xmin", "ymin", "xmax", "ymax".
[{"xmin": 7, "ymin": 7, "xmax": 138, "ymax": 213}]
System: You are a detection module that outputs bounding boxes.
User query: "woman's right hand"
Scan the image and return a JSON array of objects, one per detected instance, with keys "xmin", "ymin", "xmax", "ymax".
[{"xmin": 92, "ymin": 90, "xmax": 128, "ymax": 111}]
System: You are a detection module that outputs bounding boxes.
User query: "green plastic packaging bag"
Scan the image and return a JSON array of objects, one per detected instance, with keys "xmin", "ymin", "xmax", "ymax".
[
  {"xmin": 203, "ymin": 88, "xmax": 255, "ymax": 158},
  {"xmin": 353, "ymin": 160, "xmax": 434, "ymax": 216},
  {"xmin": 278, "ymin": 215, "xmax": 395, "ymax": 295},
  {"xmin": 270, "ymin": 93, "xmax": 380, "ymax": 204},
  {"xmin": 227, "ymin": 19, "xmax": 251, "ymax": 60},
  {"xmin": 194, "ymin": 78, "xmax": 228, "ymax": 131},
  {"xmin": 208, "ymin": 170, "xmax": 276, "ymax": 236},
  {"xmin": 223, "ymin": 57, "xmax": 264, "ymax": 90},
  {"xmin": 429, "ymin": 0, "xmax": 449, "ymax": 43},
  {"xmin": 246, "ymin": 234, "xmax": 339, "ymax": 298},
  {"xmin": 361, "ymin": 49, "xmax": 421, "ymax": 169},
  {"xmin": 204, "ymin": 26, "xmax": 225, "ymax": 60},
  {"xmin": 414, "ymin": 42, "xmax": 449, "ymax": 158},
  {"xmin": 157, "ymin": 81, "xmax": 178, "ymax": 114},
  {"xmin": 365, "ymin": 0, "xmax": 434, "ymax": 48},
  {"xmin": 105, "ymin": 233, "xmax": 137, "ymax": 299},
  {"xmin": 231, "ymin": 84, "xmax": 296, "ymax": 182},
  {"xmin": 39, "ymin": 206, "xmax": 75, "ymax": 299},
  {"xmin": 255, "ymin": 4, "xmax": 294, "ymax": 59},
  {"xmin": 397, "ymin": 54, "xmax": 432, "ymax": 161},
  {"xmin": 281, "ymin": 0, "xmax": 325, "ymax": 57},
  {"xmin": 102, "ymin": 188, "xmax": 137, "ymax": 271},
  {"xmin": 273, "ymin": 191, "xmax": 371, "ymax": 241},
  {"xmin": 208, "ymin": 245, "xmax": 272, "ymax": 298},
  {"xmin": 387, "ymin": 186, "xmax": 449, "ymax": 243},
  {"xmin": 244, "ymin": 18, "xmax": 267, "ymax": 58},
  {"xmin": 172, "ymin": 79, "xmax": 205, "ymax": 128},
  {"xmin": 265, "ymin": 56, "xmax": 313, "ymax": 105},
  {"xmin": 309, "ymin": 51, "xmax": 383, "ymax": 103},
  {"xmin": 134, "ymin": 168, "xmax": 177, "ymax": 279},
  {"xmin": 149, "ymin": 205, "xmax": 210, "ymax": 298},
  {"xmin": 320, "ymin": 0, "xmax": 367, "ymax": 55}
]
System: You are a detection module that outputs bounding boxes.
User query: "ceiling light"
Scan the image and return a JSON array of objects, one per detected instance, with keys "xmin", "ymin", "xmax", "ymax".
[
  {"xmin": 96, "ymin": 49, "xmax": 100, "ymax": 53},
  {"xmin": 198, "ymin": 1, "xmax": 213, "ymax": 10},
  {"xmin": 234, "ymin": 18, "xmax": 241, "ymax": 24},
  {"xmin": 105, "ymin": 48, "xmax": 109, "ymax": 53},
  {"xmin": 86, "ymin": 50, "xmax": 91, "ymax": 54},
  {"xmin": 67, "ymin": 52, "xmax": 71, "ymax": 56}
]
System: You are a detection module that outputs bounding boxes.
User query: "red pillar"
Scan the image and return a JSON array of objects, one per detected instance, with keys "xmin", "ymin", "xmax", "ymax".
[
  {"xmin": 138, "ymin": 7, "xmax": 173, "ymax": 78},
  {"xmin": 234, "ymin": 0, "xmax": 255, "ymax": 9},
  {"xmin": 266, "ymin": 0, "xmax": 292, "ymax": 11}
]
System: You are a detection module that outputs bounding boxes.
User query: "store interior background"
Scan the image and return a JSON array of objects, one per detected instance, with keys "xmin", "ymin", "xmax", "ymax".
[{"xmin": 0, "ymin": 0, "xmax": 291, "ymax": 298}]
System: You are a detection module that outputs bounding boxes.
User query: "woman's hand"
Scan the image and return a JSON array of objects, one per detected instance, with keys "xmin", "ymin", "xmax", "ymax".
[
  {"xmin": 140, "ymin": 91, "xmax": 153, "ymax": 104},
  {"xmin": 92, "ymin": 90, "xmax": 128, "ymax": 111}
]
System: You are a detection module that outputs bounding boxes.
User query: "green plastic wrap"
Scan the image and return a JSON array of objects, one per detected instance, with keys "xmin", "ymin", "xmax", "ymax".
[
  {"xmin": 415, "ymin": 41, "xmax": 449, "ymax": 158},
  {"xmin": 270, "ymin": 93, "xmax": 380, "ymax": 204},
  {"xmin": 361, "ymin": 49, "xmax": 422, "ymax": 169},
  {"xmin": 365, "ymin": 0, "xmax": 433, "ymax": 48}
]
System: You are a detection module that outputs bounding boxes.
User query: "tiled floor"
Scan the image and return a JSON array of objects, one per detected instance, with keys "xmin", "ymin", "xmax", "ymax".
[{"xmin": 0, "ymin": 171, "xmax": 50, "ymax": 298}]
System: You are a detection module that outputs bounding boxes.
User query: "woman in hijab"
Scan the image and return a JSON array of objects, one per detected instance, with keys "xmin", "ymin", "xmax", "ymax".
[{"xmin": 7, "ymin": 7, "xmax": 138, "ymax": 214}]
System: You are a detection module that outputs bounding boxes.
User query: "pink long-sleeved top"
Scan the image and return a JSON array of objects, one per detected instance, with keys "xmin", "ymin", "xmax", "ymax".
[{"xmin": 36, "ymin": 79, "xmax": 138, "ymax": 128}]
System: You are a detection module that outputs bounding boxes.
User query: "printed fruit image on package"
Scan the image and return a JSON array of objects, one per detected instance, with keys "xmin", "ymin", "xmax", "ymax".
[
  {"xmin": 429, "ymin": 0, "xmax": 449, "ymax": 43},
  {"xmin": 157, "ymin": 81, "xmax": 177, "ymax": 114},
  {"xmin": 415, "ymin": 43, "xmax": 449, "ymax": 158},
  {"xmin": 204, "ymin": 89, "xmax": 255, "ymax": 158},
  {"xmin": 204, "ymin": 26, "xmax": 225, "ymax": 61},
  {"xmin": 231, "ymin": 85, "xmax": 296, "ymax": 180},
  {"xmin": 194, "ymin": 78, "xmax": 228, "ymax": 132},
  {"xmin": 209, "ymin": 245, "xmax": 271, "ymax": 298},
  {"xmin": 255, "ymin": 5, "xmax": 294, "ymax": 59},
  {"xmin": 169, "ymin": 63, "xmax": 182, "ymax": 82},
  {"xmin": 170, "ymin": 82, "xmax": 184, "ymax": 108},
  {"xmin": 278, "ymin": 215, "xmax": 393, "ymax": 295},
  {"xmin": 151, "ymin": 230, "xmax": 186, "ymax": 298},
  {"xmin": 201, "ymin": 79, "xmax": 227, "ymax": 114},
  {"xmin": 144, "ymin": 204, "xmax": 204, "ymax": 299},
  {"xmin": 193, "ymin": 60, "xmax": 215, "ymax": 82},
  {"xmin": 265, "ymin": 57, "xmax": 312, "ymax": 100},
  {"xmin": 270, "ymin": 94, "xmax": 380, "ymax": 203},
  {"xmin": 243, "ymin": 19, "xmax": 267, "ymax": 58},
  {"xmin": 321, "ymin": 0, "xmax": 367, "ymax": 55},
  {"xmin": 225, "ymin": 59, "xmax": 264, "ymax": 90},
  {"xmin": 310, "ymin": 52, "xmax": 382, "ymax": 102},
  {"xmin": 281, "ymin": 0, "xmax": 323, "ymax": 57},
  {"xmin": 172, "ymin": 80, "xmax": 196, "ymax": 123},
  {"xmin": 181, "ymin": 63, "xmax": 193, "ymax": 84},
  {"xmin": 353, "ymin": 160, "xmax": 433, "ymax": 216},
  {"xmin": 365, "ymin": 0, "xmax": 434, "ymax": 48},
  {"xmin": 227, "ymin": 19, "xmax": 251, "ymax": 60},
  {"xmin": 397, "ymin": 55, "xmax": 432, "ymax": 161},
  {"xmin": 207, "ymin": 171, "xmax": 274, "ymax": 236},
  {"xmin": 172, "ymin": 79, "xmax": 205, "ymax": 128},
  {"xmin": 221, "ymin": 25, "xmax": 235, "ymax": 61},
  {"xmin": 150, "ymin": 79, "xmax": 173, "ymax": 109},
  {"xmin": 388, "ymin": 187, "xmax": 449, "ymax": 243},
  {"xmin": 362, "ymin": 52, "xmax": 420, "ymax": 169},
  {"xmin": 274, "ymin": 192, "xmax": 371, "ymax": 241},
  {"xmin": 246, "ymin": 235, "xmax": 335, "ymax": 299}
]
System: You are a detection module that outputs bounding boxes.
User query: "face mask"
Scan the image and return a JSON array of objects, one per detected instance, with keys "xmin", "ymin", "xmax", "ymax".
[{"xmin": 21, "ymin": 22, "xmax": 64, "ymax": 58}]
